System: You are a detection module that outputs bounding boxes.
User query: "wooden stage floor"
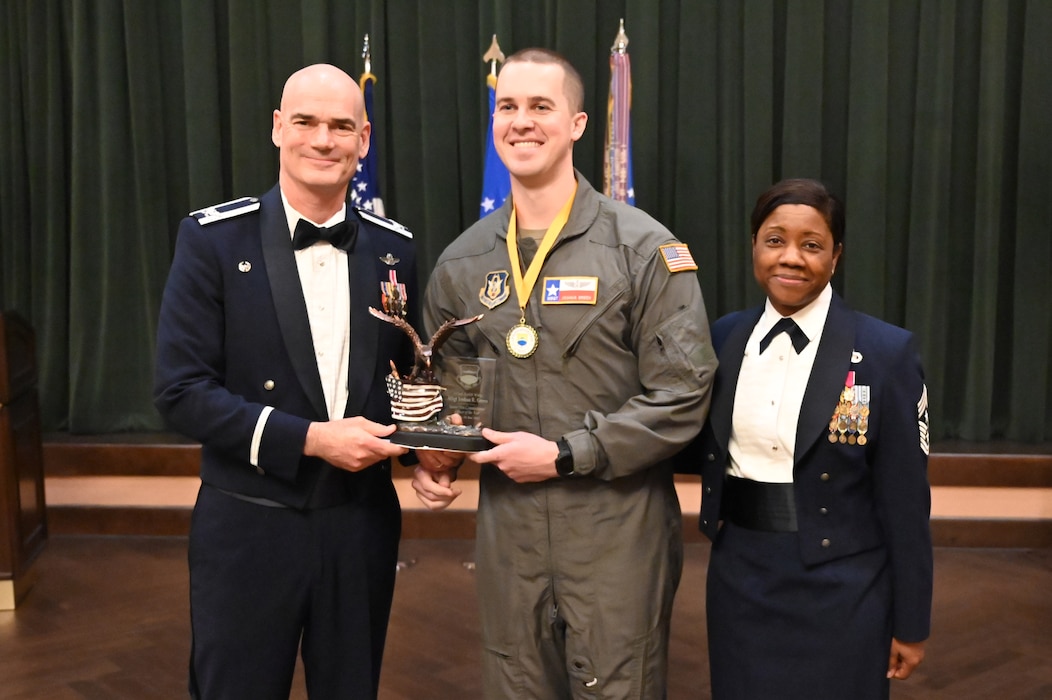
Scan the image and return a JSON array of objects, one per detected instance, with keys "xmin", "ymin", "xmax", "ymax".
[{"xmin": 1, "ymin": 537, "xmax": 1050, "ymax": 699}]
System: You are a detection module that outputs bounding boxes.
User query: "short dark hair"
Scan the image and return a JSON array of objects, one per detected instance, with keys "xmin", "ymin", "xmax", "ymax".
[
  {"xmin": 750, "ymin": 179, "xmax": 845, "ymax": 248},
  {"xmin": 501, "ymin": 48, "xmax": 585, "ymax": 114}
]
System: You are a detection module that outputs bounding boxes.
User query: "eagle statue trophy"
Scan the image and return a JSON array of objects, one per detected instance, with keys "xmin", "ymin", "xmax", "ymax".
[{"xmin": 368, "ymin": 270, "xmax": 483, "ymax": 427}]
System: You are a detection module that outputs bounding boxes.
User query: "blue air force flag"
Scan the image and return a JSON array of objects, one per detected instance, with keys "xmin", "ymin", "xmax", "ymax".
[{"xmin": 480, "ymin": 74, "xmax": 511, "ymax": 218}]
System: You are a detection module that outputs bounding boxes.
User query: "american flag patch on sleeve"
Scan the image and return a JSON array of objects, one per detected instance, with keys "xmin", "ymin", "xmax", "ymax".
[{"xmin": 659, "ymin": 243, "xmax": 698, "ymax": 273}]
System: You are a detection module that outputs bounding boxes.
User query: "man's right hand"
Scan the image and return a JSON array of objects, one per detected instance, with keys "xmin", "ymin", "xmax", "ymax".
[{"xmin": 303, "ymin": 416, "xmax": 408, "ymax": 472}]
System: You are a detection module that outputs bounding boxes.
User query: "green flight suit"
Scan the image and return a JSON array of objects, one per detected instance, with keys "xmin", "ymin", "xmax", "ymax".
[{"xmin": 424, "ymin": 174, "xmax": 717, "ymax": 699}]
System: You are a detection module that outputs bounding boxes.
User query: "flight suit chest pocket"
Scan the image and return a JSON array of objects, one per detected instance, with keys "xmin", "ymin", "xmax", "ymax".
[{"xmin": 559, "ymin": 281, "xmax": 629, "ymax": 357}]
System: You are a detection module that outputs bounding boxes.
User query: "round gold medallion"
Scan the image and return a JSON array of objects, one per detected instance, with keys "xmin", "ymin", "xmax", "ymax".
[{"xmin": 506, "ymin": 323, "xmax": 539, "ymax": 359}]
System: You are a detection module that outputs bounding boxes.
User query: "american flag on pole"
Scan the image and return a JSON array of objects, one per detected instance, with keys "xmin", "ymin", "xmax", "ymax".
[
  {"xmin": 480, "ymin": 35, "xmax": 510, "ymax": 218},
  {"xmin": 604, "ymin": 19, "xmax": 635, "ymax": 206},
  {"xmin": 350, "ymin": 35, "xmax": 385, "ymax": 215}
]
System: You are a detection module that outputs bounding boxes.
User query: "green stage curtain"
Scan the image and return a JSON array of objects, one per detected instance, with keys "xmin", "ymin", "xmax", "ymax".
[{"xmin": 1, "ymin": 0, "xmax": 1049, "ymax": 441}]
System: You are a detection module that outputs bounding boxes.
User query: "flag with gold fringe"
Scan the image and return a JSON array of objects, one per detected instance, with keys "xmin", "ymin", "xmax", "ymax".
[{"xmin": 604, "ymin": 19, "xmax": 635, "ymax": 206}]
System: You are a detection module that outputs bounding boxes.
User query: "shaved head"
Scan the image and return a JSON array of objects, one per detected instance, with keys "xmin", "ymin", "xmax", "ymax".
[
  {"xmin": 280, "ymin": 64, "xmax": 364, "ymax": 122},
  {"xmin": 272, "ymin": 63, "xmax": 370, "ymax": 218}
]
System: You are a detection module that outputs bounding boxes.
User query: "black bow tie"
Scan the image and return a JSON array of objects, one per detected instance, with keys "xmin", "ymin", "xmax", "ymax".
[
  {"xmin": 759, "ymin": 317, "xmax": 810, "ymax": 354},
  {"xmin": 292, "ymin": 218, "xmax": 357, "ymax": 251}
]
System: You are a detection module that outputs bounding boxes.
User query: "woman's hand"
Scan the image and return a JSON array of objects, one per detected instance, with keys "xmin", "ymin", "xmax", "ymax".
[{"xmin": 887, "ymin": 638, "xmax": 925, "ymax": 679}]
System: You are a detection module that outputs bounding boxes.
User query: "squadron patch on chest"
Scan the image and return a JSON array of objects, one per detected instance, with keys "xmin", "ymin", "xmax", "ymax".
[{"xmin": 479, "ymin": 270, "xmax": 510, "ymax": 309}]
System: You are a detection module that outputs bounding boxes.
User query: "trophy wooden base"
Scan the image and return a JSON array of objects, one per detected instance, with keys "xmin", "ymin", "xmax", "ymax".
[{"xmin": 390, "ymin": 428, "xmax": 494, "ymax": 453}]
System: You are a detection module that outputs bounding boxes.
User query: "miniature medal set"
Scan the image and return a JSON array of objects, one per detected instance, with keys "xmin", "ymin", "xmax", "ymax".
[{"xmin": 829, "ymin": 370, "xmax": 871, "ymax": 445}]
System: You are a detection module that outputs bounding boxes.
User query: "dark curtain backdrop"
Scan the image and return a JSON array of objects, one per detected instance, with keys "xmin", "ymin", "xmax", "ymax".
[{"xmin": 1, "ymin": 0, "xmax": 1049, "ymax": 441}]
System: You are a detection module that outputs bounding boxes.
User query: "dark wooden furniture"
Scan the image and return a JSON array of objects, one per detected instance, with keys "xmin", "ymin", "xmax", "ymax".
[{"xmin": 0, "ymin": 311, "xmax": 47, "ymax": 609}]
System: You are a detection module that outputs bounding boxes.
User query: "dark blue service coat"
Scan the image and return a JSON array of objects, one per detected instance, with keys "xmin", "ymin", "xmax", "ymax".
[
  {"xmin": 154, "ymin": 185, "xmax": 418, "ymax": 507},
  {"xmin": 695, "ymin": 293, "xmax": 933, "ymax": 643}
]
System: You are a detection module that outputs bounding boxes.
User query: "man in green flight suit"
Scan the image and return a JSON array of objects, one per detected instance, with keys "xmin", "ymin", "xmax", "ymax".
[{"xmin": 412, "ymin": 48, "xmax": 717, "ymax": 699}]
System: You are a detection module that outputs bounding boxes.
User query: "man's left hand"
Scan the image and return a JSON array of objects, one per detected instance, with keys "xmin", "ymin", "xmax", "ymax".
[{"xmin": 470, "ymin": 429, "xmax": 559, "ymax": 483}]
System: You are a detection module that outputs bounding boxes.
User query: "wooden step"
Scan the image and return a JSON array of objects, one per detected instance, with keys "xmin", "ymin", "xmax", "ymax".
[{"xmin": 41, "ymin": 434, "xmax": 1052, "ymax": 547}]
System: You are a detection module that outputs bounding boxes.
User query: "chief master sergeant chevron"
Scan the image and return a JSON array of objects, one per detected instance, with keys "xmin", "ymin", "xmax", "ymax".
[{"xmin": 154, "ymin": 64, "xmax": 417, "ymax": 699}]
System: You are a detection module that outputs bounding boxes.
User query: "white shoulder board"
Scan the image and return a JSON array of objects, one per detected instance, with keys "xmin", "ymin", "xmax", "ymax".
[
  {"xmin": 356, "ymin": 208, "xmax": 413, "ymax": 239},
  {"xmin": 190, "ymin": 197, "xmax": 260, "ymax": 225}
]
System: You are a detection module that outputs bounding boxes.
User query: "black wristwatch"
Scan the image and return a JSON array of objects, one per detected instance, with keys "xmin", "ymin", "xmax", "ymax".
[{"xmin": 554, "ymin": 438, "xmax": 575, "ymax": 477}]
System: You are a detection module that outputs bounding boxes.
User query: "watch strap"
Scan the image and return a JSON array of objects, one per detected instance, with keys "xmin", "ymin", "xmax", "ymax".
[{"xmin": 555, "ymin": 438, "xmax": 575, "ymax": 477}]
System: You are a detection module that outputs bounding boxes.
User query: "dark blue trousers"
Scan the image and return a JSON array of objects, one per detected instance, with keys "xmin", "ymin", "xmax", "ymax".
[{"xmin": 188, "ymin": 480, "xmax": 400, "ymax": 700}]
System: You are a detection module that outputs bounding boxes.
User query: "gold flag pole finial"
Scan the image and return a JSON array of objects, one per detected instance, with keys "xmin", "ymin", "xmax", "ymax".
[
  {"xmin": 611, "ymin": 18, "xmax": 629, "ymax": 53},
  {"xmin": 483, "ymin": 34, "xmax": 505, "ymax": 78},
  {"xmin": 362, "ymin": 33, "xmax": 372, "ymax": 75}
]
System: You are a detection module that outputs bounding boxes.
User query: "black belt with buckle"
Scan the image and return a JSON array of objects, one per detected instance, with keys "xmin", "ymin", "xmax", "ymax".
[{"xmin": 721, "ymin": 476, "xmax": 798, "ymax": 532}]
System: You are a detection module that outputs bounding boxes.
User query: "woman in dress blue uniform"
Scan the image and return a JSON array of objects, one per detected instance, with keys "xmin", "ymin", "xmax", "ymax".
[{"xmin": 693, "ymin": 179, "xmax": 932, "ymax": 699}]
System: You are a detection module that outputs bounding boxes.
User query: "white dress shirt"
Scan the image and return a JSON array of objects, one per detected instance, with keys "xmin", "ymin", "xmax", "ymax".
[
  {"xmin": 727, "ymin": 284, "xmax": 833, "ymax": 483},
  {"xmin": 248, "ymin": 194, "xmax": 352, "ymax": 468}
]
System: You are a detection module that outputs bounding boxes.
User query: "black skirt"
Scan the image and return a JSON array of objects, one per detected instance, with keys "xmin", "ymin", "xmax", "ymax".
[{"xmin": 706, "ymin": 522, "xmax": 892, "ymax": 700}]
